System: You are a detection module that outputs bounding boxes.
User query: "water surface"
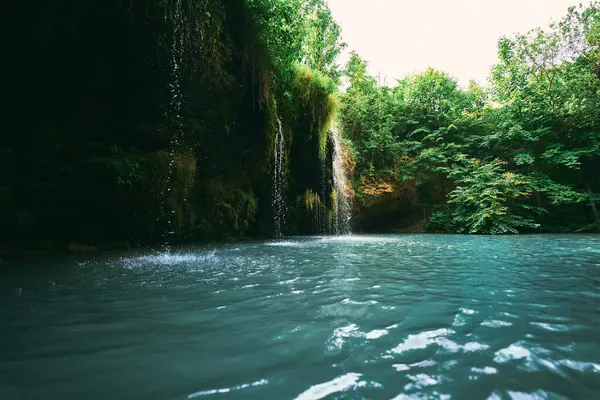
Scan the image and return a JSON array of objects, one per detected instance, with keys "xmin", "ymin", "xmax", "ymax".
[{"xmin": 2, "ymin": 235, "xmax": 600, "ymax": 399}]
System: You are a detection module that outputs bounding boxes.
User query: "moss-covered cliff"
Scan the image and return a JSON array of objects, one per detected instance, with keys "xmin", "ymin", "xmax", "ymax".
[{"xmin": 1, "ymin": 0, "xmax": 345, "ymax": 249}]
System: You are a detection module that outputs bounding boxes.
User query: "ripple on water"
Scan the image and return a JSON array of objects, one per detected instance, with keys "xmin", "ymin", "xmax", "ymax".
[
  {"xmin": 481, "ymin": 319, "xmax": 513, "ymax": 328},
  {"xmin": 328, "ymin": 324, "xmax": 360, "ymax": 350},
  {"xmin": 453, "ymin": 314, "xmax": 466, "ymax": 327},
  {"xmin": 471, "ymin": 366, "xmax": 498, "ymax": 375},
  {"xmin": 317, "ymin": 235, "xmax": 399, "ymax": 243},
  {"xmin": 494, "ymin": 344, "xmax": 531, "ymax": 364},
  {"xmin": 558, "ymin": 359, "xmax": 600, "ymax": 373},
  {"xmin": 118, "ymin": 251, "xmax": 217, "ymax": 268},
  {"xmin": 403, "ymin": 374, "xmax": 442, "ymax": 391},
  {"xmin": 389, "ymin": 327, "xmax": 491, "ymax": 357},
  {"xmin": 365, "ymin": 329, "xmax": 389, "ymax": 339},
  {"xmin": 391, "ymin": 329, "xmax": 457, "ymax": 354},
  {"xmin": 393, "ymin": 364, "xmax": 410, "ymax": 371},
  {"xmin": 488, "ymin": 390, "xmax": 568, "ymax": 400},
  {"xmin": 328, "ymin": 324, "xmax": 390, "ymax": 350},
  {"xmin": 341, "ymin": 298, "xmax": 377, "ymax": 305},
  {"xmin": 187, "ymin": 379, "xmax": 268, "ymax": 398},
  {"xmin": 463, "ymin": 342, "xmax": 490, "ymax": 352},
  {"xmin": 294, "ymin": 373, "xmax": 362, "ymax": 400},
  {"xmin": 530, "ymin": 322, "xmax": 578, "ymax": 332},
  {"xmin": 265, "ymin": 241, "xmax": 302, "ymax": 247},
  {"xmin": 6, "ymin": 234, "xmax": 600, "ymax": 399}
]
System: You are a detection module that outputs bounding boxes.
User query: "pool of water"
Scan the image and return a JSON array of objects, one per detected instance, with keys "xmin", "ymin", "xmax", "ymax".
[{"xmin": 1, "ymin": 235, "xmax": 600, "ymax": 399}]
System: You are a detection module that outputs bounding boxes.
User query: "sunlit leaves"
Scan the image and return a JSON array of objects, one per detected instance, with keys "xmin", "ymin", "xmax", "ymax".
[
  {"xmin": 340, "ymin": 2, "xmax": 600, "ymax": 233},
  {"xmin": 429, "ymin": 159, "xmax": 543, "ymax": 234}
]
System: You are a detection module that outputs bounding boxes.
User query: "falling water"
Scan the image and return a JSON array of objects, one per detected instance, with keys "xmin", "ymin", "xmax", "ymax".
[
  {"xmin": 331, "ymin": 123, "xmax": 352, "ymax": 235},
  {"xmin": 272, "ymin": 118, "xmax": 287, "ymax": 237},
  {"xmin": 317, "ymin": 158, "xmax": 329, "ymax": 234},
  {"xmin": 160, "ymin": 0, "xmax": 185, "ymax": 251}
]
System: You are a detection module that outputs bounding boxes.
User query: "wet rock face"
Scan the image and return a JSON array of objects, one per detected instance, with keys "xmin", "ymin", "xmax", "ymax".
[
  {"xmin": 354, "ymin": 179, "xmax": 423, "ymax": 233},
  {"xmin": 355, "ymin": 198, "xmax": 423, "ymax": 233}
]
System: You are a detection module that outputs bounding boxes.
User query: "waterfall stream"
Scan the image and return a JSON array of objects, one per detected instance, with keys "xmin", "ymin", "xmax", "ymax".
[
  {"xmin": 272, "ymin": 118, "xmax": 287, "ymax": 237},
  {"xmin": 331, "ymin": 123, "xmax": 352, "ymax": 235},
  {"xmin": 160, "ymin": 0, "xmax": 185, "ymax": 251}
]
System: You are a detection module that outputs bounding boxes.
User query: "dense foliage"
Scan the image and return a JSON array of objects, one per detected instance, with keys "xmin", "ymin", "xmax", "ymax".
[
  {"xmin": 341, "ymin": 3, "xmax": 600, "ymax": 234},
  {"xmin": 1, "ymin": 0, "xmax": 345, "ymax": 249}
]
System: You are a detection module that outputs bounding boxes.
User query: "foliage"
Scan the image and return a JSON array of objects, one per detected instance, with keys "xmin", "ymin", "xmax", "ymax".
[
  {"xmin": 1, "ymin": 0, "xmax": 345, "ymax": 245},
  {"xmin": 428, "ymin": 159, "xmax": 543, "ymax": 234},
  {"xmin": 341, "ymin": 2, "xmax": 600, "ymax": 234},
  {"xmin": 289, "ymin": 64, "xmax": 339, "ymax": 159}
]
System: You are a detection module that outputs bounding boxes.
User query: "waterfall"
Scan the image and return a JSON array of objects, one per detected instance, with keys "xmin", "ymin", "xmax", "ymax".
[
  {"xmin": 272, "ymin": 118, "xmax": 287, "ymax": 237},
  {"xmin": 318, "ymin": 158, "xmax": 329, "ymax": 235},
  {"xmin": 331, "ymin": 123, "xmax": 352, "ymax": 235},
  {"xmin": 160, "ymin": 0, "xmax": 185, "ymax": 251}
]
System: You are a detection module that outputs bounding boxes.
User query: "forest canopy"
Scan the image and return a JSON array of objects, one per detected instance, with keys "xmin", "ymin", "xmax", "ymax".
[{"xmin": 341, "ymin": 2, "xmax": 600, "ymax": 234}]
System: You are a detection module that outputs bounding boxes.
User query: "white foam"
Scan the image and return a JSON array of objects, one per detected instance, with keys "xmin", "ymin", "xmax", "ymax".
[
  {"xmin": 294, "ymin": 373, "xmax": 361, "ymax": 400},
  {"xmin": 393, "ymin": 364, "xmax": 410, "ymax": 371},
  {"xmin": 558, "ymin": 359, "xmax": 600, "ymax": 372},
  {"xmin": 265, "ymin": 241, "xmax": 301, "ymax": 247},
  {"xmin": 410, "ymin": 360, "xmax": 438, "ymax": 368},
  {"xmin": 482, "ymin": 319, "xmax": 513, "ymax": 328},
  {"xmin": 391, "ymin": 329, "xmax": 455, "ymax": 354},
  {"xmin": 453, "ymin": 314, "xmax": 466, "ymax": 327},
  {"xmin": 494, "ymin": 344, "xmax": 531, "ymax": 363},
  {"xmin": 506, "ymin": 390, "xmax": 554, "ymax": 400},
  {"xmin": 366, "ymin": 329, "xmax": 388, "ymax": 339},
  {"xmin": 120, "ymin": 251, "xmax": 217, "ymax": 268},
  {"xmin": 341, "ymin": 298, "xmax": 377, "ymax": 305},
  {"xmin": 188, "ymin": 379, "xmax": 268, "ymax": 398},
  {"xmin": 471, "ymin": 366, "xmax": 498, "ymax": 375},
  {"xmin": 403, "ymin": 374, "xmax": 442, "ymax": 391},
  {"xmin": 530, "ymin": 322, "xmax": 574, "ymax": 332},
  {"xmin": 463, "ymin": 342, "xmax": 490, "ymax": 352}
]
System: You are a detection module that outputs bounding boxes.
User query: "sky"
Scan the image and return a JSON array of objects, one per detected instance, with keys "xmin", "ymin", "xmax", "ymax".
[{"xmin": 326, "ymin": 0, "xmax": 580, "ymax": 87}]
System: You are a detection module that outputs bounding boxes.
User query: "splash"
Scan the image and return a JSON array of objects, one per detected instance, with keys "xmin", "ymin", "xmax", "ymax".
[
  {"xmin": 331, "ymin": 122, "xmax": 352, "ymax": 235},
  {"xmin": 272, "ymin": 118, "xmax": 287, "ymax": 237}
]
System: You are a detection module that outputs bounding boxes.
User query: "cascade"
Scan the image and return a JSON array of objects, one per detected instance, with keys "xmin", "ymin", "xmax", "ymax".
[
  {"xmin": 160, "ymin": 0, "xmax": 185, "ymax": 251},
  {"xmin": 318, "ymin": 158, "xmax": 329, "ymax": 234},
  {"xmin": 272, "ymin": 118, "xmax": 287, "ymax": 237},
  {"xmin": 331, "ymin": 122, "xmax": 352, "ymax": 235}
]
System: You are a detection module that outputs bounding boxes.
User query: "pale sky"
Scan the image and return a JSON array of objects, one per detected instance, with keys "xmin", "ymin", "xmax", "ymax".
[{"xmin": 327, "ymin": 0, "xmax": 581, "ymax": 86}]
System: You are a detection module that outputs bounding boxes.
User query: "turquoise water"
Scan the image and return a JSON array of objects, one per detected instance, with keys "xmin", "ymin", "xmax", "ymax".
[{"xmin": 1, "ymin": 235, "xmax": 600, "ymax": 399}]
